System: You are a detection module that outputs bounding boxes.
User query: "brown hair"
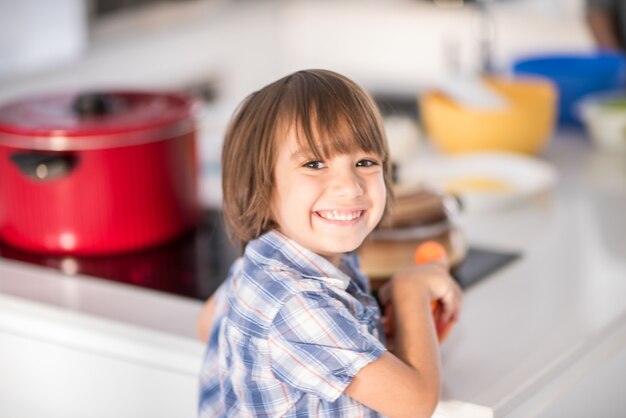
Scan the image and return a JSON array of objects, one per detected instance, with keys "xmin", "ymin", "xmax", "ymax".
[{"xmin": 221, "ymin": 69, "xmax": 393, "ymax": 251}]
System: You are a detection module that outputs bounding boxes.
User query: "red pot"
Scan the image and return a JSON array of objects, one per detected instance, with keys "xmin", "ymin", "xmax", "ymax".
[{"xmin": 0, "ymin": 91, "xmax": 200, "ymax": 255}]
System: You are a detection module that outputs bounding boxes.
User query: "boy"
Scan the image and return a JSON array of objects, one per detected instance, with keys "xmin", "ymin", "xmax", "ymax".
[{"xmin": 198, "ymin": 69, "xmax": 462, "ymax": 417}]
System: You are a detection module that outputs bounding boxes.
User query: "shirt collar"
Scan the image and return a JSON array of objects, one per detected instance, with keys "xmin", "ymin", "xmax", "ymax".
[{"xmin": 246, "ymin": 230, "xmax": 354, "ymax": 290}]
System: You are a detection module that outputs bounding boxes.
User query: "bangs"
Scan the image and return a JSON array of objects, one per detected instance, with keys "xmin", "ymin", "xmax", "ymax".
[{"xmin": 276, "ymin": 71, "xmax": 388, "ymax": 161}]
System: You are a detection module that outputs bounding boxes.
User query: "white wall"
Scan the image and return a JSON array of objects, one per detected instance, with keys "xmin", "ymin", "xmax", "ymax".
[
  {"xmin": 275, "ymin": 0, "xmax": 593, "ymax": 94},
  {"xmin": 0, "ymin": 0, "xmax": 594, "ymax": 105},
  {"xmin": 0, "ymin": 0, "xmax": 87, "ymax": 79}
]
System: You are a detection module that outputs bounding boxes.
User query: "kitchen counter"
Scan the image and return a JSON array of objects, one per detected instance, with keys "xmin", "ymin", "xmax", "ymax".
[
  {"xmin": 1, "ymin": 129, "xmax": 626, "ymax": 417},
  {"xmin": 434, "ymin": 130, "xmax": 626, "ymax": 417}
]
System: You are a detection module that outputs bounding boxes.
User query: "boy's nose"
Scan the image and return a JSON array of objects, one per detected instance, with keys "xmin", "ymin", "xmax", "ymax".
[{"xmin": 331, "ymin": 168, "xmax": 364, "ymax": 198}]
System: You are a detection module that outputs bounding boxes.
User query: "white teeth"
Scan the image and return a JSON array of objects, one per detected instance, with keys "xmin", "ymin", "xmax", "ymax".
[{"xmin": 318, "ymin": 210, "xmax": 362, "ymax": 221}]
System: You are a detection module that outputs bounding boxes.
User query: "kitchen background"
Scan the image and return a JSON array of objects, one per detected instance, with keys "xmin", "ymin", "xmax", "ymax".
[
  {"xmin": 2, "ymin": 1, "xmax": 626, "ymax": 418},
  {"xmin": 0, "ymin": 0, "xmax": 594, "ymax": 207},
  {"xmin": 0, "ymin": 0, "xmax": 590, "ymax": 101}
]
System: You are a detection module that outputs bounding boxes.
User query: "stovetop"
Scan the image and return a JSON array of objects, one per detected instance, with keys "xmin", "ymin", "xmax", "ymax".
[
  {"xmin": 0, "ymin": 209, "xmax": 519, "ymax": 301},
  {"xmin": 0, "ymin": 210, "xmax": 240, "ymax": 301}
]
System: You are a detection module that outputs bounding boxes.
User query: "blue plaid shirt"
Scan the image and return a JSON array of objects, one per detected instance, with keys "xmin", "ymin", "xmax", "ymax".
[{"xmin": 199, "ymin": 230, "xmax": 386, "ymax": 417}]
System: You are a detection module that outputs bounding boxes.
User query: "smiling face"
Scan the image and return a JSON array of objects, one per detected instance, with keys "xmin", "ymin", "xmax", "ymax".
[
  {"xmin": 271, "ymin": 124, "xmax": 387, "ymax": 265},
  {"xmin": 221, "ymin": 70, "xmax": 393, "ymax": 252}
]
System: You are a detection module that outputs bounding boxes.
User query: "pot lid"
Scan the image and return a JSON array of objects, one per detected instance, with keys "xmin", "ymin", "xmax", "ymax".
[{"xmin": 0, "ymin": 91, "xmax": 196, "ymax": 150}]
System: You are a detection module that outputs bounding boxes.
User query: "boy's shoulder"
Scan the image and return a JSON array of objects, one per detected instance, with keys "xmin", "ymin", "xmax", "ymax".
[
  {"xmin": 238, "ymin": 248, "xmax": 328, "ymax": 306},
  {"xmin": 224, "ymin": 231, "xmax": 354, "ymax": 335},
  {"xmin": 225, "ymin": 257, "xmax": 328, "ymax": 338}
]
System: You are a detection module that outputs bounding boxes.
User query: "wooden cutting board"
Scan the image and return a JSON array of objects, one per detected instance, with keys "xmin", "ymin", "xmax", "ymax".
[{"xmin": 359, "ymin": 226, "xmax": 466, "ymax": 282}]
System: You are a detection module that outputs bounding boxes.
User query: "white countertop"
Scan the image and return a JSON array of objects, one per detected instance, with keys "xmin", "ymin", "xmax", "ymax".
[
  {"xmin": 1, "ymin": 130, "xmax": 625, "ymax": 416},
  {"xmin": 436, "ymin": 130, "xmax": 626, "ymax": 415}
]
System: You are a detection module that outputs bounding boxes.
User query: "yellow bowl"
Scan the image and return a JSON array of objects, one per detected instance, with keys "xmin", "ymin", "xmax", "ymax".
[{"xmin": 420, "ymin": 77, "xmax": 557, "ymax": 155}]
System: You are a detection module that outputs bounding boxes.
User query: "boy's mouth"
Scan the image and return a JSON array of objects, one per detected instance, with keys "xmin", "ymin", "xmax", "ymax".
[{"xmin": 315, "ymin": 210, "xmax": 364, "ymax": 222}]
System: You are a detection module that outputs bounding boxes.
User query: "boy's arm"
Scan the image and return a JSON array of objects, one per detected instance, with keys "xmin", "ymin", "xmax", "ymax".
[
  {"xmin": 197, "ymin": 261, "xmax": 240, "ymax": 342},
  {"xmin": 345, "ymin": 264, "xmax": 461, "ymax": 418},
  {"xmin": 196, "ymin": 294, "xmax": 217, "ymax": 342}
]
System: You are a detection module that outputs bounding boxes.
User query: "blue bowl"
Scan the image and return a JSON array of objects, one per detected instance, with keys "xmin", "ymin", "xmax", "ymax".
[{"xmin": 512, "ymin": 52, "xmax": 626, "ymax": 125}]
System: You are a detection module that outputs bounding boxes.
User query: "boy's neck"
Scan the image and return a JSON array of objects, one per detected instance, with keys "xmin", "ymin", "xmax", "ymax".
[{"xmin": 321, "ymin": 253, "xmax": 342, "ymax": 268}]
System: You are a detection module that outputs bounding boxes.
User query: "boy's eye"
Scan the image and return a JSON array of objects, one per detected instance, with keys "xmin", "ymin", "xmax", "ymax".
[
  {"xmin": 303, "ymin": 160, "xmax": 325, "ymax": 169},
  {"xmin": 356, "ymin": 159, "xmax": 379, "ymax": 168}
]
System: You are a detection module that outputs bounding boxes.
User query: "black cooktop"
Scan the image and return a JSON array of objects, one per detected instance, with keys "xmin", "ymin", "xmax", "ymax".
[
  {"xmin": 0, "ymin": 210, "xmax": 240, "ymax": 301},
  {"xmin": 0, "ymin": 210, "xmax": 518, "ymax": 301}
]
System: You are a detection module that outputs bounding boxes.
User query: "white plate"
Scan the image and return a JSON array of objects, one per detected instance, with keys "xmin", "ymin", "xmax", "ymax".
[{"xmin": 398, "ymin": 152, "xmax": 558, "ymax": 213}]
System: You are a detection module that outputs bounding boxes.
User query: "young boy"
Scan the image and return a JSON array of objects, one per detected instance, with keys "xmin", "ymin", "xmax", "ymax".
[{"xmin": 198, "ymin": 69, "xmax": 462, "ymax": 417}]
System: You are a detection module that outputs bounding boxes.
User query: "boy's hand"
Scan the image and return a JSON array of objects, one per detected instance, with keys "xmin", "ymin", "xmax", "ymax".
[
  {"xmin": 421, "ymin": 262, "xmax": 462, "ymax": 333},
  {"xmin": 414, "ymin": 241, "xmax": 461, "ymax": 341},
  {"xmin": 350, "ymin": 247, "xmax": 462, "ymax": 416},
  {"xmin": 378, "ymin": 244, "xmax": 462, "ymax": 344},
  {"xmin": 345, "ymin": 243, "xmax": 461, "ymax": 416}
]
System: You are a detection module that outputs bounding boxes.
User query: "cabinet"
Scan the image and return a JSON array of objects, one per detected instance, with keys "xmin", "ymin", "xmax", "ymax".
[{"xmin": 0, "ymin": 290, "xmax": 205, "ymax": 418}]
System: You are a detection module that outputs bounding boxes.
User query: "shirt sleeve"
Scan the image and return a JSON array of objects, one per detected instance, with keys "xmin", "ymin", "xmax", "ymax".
[{"xmin": 268, "ymin": 290, "xmax": 386, "ymax": 402}]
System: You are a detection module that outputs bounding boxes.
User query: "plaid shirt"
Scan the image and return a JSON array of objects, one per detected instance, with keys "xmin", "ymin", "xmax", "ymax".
[{"xmin": 199, "ymin": 230, "xmax": 386, "ymax": 417}]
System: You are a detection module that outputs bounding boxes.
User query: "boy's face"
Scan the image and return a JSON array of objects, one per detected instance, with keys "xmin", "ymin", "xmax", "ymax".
[{"xmin": 271, "ymin": 125, "xmax": 386, "ymax": 265}]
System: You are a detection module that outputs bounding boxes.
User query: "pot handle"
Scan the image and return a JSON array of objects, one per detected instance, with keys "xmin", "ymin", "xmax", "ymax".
[
  {"xmin": 10, "ymin": 152, "xmax": 78, "ymax": 181},
  {"xmin": 72, "ymin": 92, "xmax": 115, "ymax": 116}
]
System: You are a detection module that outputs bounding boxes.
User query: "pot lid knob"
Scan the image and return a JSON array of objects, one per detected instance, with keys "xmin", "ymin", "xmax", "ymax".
[{"xmin": 72, "ymin": 92, "xmax": 115, "ymax": 117}]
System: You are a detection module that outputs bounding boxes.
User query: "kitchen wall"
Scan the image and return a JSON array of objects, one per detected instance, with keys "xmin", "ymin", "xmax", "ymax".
[
  {"xmin": 275, "ymin": 0, "xmax": 592, "ymax": 95},
  {"xmin": 0, "ymin": 0, "xmax": 88, "ymax": 80},
  {"xmin": 0, "ymin": 0, "xmax": 594, "ymax": 104},
  {"xmin": 0, "ymin": 0, "xmax": 594, "ymax": 207}
]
